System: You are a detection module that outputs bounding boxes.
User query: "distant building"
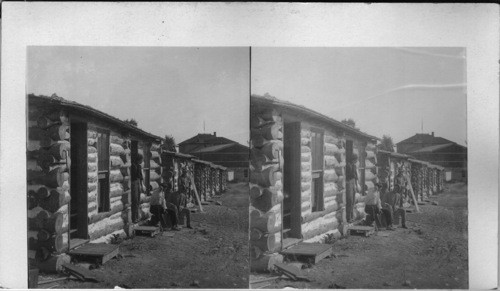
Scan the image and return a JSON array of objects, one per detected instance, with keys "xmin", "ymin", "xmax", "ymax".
[
  {"xmin": 178, "ymin": 133, "xmax": 249, "ymax": 182},
  {"xmin": 396, "ymin": 133, "xmax": 467, "ymax": 182}
]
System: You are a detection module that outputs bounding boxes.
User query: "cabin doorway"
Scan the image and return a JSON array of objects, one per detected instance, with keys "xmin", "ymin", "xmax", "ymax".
[
  {"xmin": 283, "ymin": 122, "xmax": 302, "ymax": 246},
  {"xmin": 130, "ymin": 140, "xmax": 139, "ymax": 222},
  {"xmin": 69, "ymin": 122, "xmax": 89, "ymax": 243}
]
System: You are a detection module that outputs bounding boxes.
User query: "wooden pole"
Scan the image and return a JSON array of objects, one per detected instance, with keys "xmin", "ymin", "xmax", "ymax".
[
  {"xmin": 190, "ymin": 175, "xmax": 204, "ymax": 212},
  {"xmin": 404, "ymin": 174, "xmax": 420, "ymax": 213}
]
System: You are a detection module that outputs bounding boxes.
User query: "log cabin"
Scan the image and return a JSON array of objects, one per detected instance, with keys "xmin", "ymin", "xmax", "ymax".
[
  {"xmin": 27, "ymin": 94, "xmax": 163, "ymax": 270},
  {"xmin": 249, "ymin": 94, "xmax": 380, "ymax": 272}
]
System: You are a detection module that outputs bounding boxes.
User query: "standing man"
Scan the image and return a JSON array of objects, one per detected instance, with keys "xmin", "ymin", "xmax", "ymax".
[
  {"xmin": 345, "ymin": 153, "xmax": 359, "ymax": 223},
  {"xmin": 131, "ymin": 153, "xmax": 145, "ymax": 223},
  {"xmin": 170, "ymin": 169, "xmax": 193, "ymax": 229},
  {"xmin": 365, "ymin": 183, "xmax": 394, "ymax": 230}
]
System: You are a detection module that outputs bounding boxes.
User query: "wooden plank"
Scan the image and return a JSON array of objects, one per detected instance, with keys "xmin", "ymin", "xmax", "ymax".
[
  {"xmin": 69, "ymin": 238, "xmax": 89, "ymax": 250},
  {"xmin": 134, "ymin": 226, "xmax": 160, "ymax": 237},
  {"xmin": 274, "ymin": 263, "xmax": 310, "ymax": 281},
  {"xmin": 69, "ymin": 243, "xmax": 119, "ymax": 265},
  {"xmin": 62, "ymin": 263, "xmax": 99, "ymax": 282},
  {"xmin": 281, "ymin": 243, "xmax": 332, "ymax": 256}
]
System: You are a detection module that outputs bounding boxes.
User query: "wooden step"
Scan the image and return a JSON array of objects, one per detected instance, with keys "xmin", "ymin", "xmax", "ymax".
[
  {"xmin": 133, "ymin": 226, "xmax": 161, "ymax": 237},
  {"xmin": 281, "ymin": 243, "xmax": 332, "ymax": 264},
  {"xmin": 69, "ymin": 243, "xmax": 119, "ymax": 265},
  {"xmin": 348, "ymin": 225, "xmax": 375, "ymax": 237}
]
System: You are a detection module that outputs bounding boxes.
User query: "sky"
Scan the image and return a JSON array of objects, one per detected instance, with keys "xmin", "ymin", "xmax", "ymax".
[
  {"xmin": 27, "ymin": 47, "xmax": 250, "ymax": 146},
  {"xmin": 251, "ymin": 47, "xmax": 467, "ymax": 146}
]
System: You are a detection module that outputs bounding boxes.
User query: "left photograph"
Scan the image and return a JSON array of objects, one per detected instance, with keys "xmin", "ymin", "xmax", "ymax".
[{"xmin": 26, "ymin": 46, "xmax": 250, "ymax": 289}]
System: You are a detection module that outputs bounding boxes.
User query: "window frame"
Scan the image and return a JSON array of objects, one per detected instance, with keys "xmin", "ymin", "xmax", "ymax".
[
  {"xmin": 310, "ymin": 128, "xmax": 324, "ymax": 212},
  {"xmin": 96, "ymin": 128, "xmax": 110, "ymax": 213}
]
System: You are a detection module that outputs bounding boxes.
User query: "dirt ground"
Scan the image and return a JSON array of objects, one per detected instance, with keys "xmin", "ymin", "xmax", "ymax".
[
  {"xmin": 39, "ymin": 182, "xmax": 249, "ymax": 289},
  {"xmin": 253, "ymin": 182, "xmax": 468, "ymax": 289}
]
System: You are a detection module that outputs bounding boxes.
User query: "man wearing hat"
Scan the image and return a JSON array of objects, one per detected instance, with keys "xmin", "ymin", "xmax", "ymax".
[
  {"xmin": 364, "ymin": 182, "xmax": 394, "ymax": 230},
  {"xmin": 345, "ymin": 152, "xmax": 359, "ymax": 223}
]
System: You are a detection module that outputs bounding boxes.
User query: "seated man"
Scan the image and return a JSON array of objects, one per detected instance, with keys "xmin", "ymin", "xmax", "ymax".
[
  {"xmin": 364, "ymin": 183, "xmax": 394, "ymax": 230},
  {"xmin": 161, "ymin": 182, "xmax": 181, "ymax": 231},
  {"xmin": 149, "ymin": 186, "xmax": 169, "ymax": 229},
  {"xmin": 387, "ymin": 185, "xmax": 408, "ymax": 228}
]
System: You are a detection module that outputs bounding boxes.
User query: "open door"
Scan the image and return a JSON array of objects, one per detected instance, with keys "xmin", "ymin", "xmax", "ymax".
[
  {"xmin": 283, "ymin": 122, "xmax": 302, "ymax": 242},
  {"xmin": 70, "ymin": 122, "xmax": 89, "ymax": 243}
]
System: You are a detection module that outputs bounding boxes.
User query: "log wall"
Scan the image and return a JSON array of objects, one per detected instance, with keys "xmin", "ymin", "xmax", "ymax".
[
  {"xmin": 87, "ymin": 128, "xmax": 132, "ymax": 240},
  {"xmin": 27, "ymin": 105, "xmax": 71, "ymax": 270},
  {"xmin": 250, "ymin": 107, "xmax": 284, "ymax": 273}
]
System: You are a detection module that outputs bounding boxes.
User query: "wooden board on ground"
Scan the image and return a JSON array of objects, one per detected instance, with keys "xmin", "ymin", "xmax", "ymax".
[
  {"xmin": 280, "ymin": 243, "xmax": 332, "ymax": 264},
  {"xmin": 348, "ymin": 225, "xmax": 375, "ymax": 237},
  {"xmin": 273, "ymin": 263, "xmax": 310, "ymax": 282},
  {"xmin": 68, "ymin": 243, "xmax": 119, "ymax": 265},
  {"xmin": 249, "ymin": 276, "xmax": 281, "ymax": 289},
  {"xmin": 62, "ymin": 263, "xmax": 99, "ymax": 282},
  {"xmin": 134, "ymin": 226, "xmax": 161, "ymax": 237}
]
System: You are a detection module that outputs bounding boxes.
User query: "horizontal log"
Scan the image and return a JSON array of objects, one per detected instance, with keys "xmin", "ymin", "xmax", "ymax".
[
  {"xmin": 110, "ymin": 135, "xmax": 124, "ymax": 145},
  {"xmin": 251, "ymin": 134, "xmax": 269, "ymax": 148},
  {"xmin": 301, "ymin": 152, "xmax": 311, "ymax": 162},
  {"xmin": 28, "ymin": 233, "xmax": 64, "ymax": 253},
  {"xmin": 88, "ymin": 171, "xmax": 98, "ymax": 183},
  {"xmin": 46, "ymin": 124, "xmax": 69, "ymax": 141},
  {"xmin": 110, "ymin": 170, "xmax": 124, "ymax": 183},
  {"xmin": 365, "ymin": 170, "xmax": 376, "ymax": 181},
  {"xmin": 301, "ymin": 217, "xmax": 339, "ymax": 240},
  {"xmin": 323, "ymin": 169, "xmax": 338, "ymax": 183},
  {"xmin": 88, "ymin": 182, "xmax": 97, "ymax": 193},
  {"xmin": 301, "ymin": 171, "xmax": 311, "ymax": 183},
  {"xmin": 324, "ymin": 156, "xmax": 339, "ymax": 169},
  {"xmin": 149, "ymin": 171, "xmax": 161, "ymax": 181},
  {"xmin": 300, "ymin": 129, "xmax": 310, "ymax": 138},
  {"xmin": 251, "ymin": 122, "xmax": 282, "ymax": 141},
  {"xmin": 250, "ymin": 209, "xmax": 279, "ymax": 233},
  {"xmin": 257, "ymin": 108, "xmax": 281, "ymax": 122},
  {"xmin": 88, "ymin": 146, "xmax": 97, "ymax": 154},
  {"xmin": 301, "ymin": 182, "xmax": 311, "ymax": 192},
  {"xmin": 150, "ymin": 151, "xmax": 160, "ymax": 160},
  {"xmin": 39, "ymin": 189, "xmax": 71, "ymax": 213},
  {"xmin": 88, "ymin": 203, "xmax": 124, "ymax": 224},
  {"xmin": 301, "ymin": 146, "xmax": 311, "ymax": 153},
  {"xmin": 365, "ymin": 150, "xmax": 376, "ymax": 159},
  {"xmin": 110, "ymin": 156, "xmax": 124, "ymax": 168},
  {"xmin": 251, "ymin": 253, "xmax": 284, "ymax": 273},
  {"xmin": 324, "ymin": 143, "xmax": 340, "ymax": 156},
  {"xmin": 301, "ymin": 204, "xmax": 339, "ymax": 224},
  {"xmin": 337, "ymin": 176, "xmax": 345, "ymax": 190},
  {"xmin": 150, "ymin": 160, "xmax": 160, "ymax": 169},
  {"xmin": 250, "ymin": 231, "xmax": 280, "ymax": 253},
  {"xmin": 323, "ymin": 185, "xmax": 339, "ymax": 198},
  {"xmin": 250, "ymin": 245, "xmax": 263, "ymax": 260},
  {"xmin": 324, "ymin": 135, "xmax": 339, "ymax": 144},
  {"xmin": 37, "ymin": 253, "xmax": 71, "ymax": 274},
  {"xmin": 252, "ymin": 189, "xmax": 283, "ymax": 213},
  {"xmin": 110, "ymin": 143, "xmax": 125, "ymax": 155},
  {"xmin": 88, "ymin": 153, "xmax": 97, "ymax": 163},
  {"xmin": 88, "ymin": 138, "xmax": 97, "ymax": 146},
  {"xmin": 301, "ymin": 162, "xmax": 311, "ymax": 172},
  {"xmin": 259, "ymin": 140, "xmax": 282, "ymax": 160},
  {"xmin": 250, "ymin": 165, "xmax": 281, "ymax": 188},
  {"xmin": 150, "ymin": 181, "xmax": 159, "ymax": 191},
  {"xmin": 110, "ymin": 183, "xmax": 124, "ymax": 198},
  {"xmin": 88, "ymin": 162, "xmax": 97, "ymax": 172},
  {"xmin": 301, "ymin": 137, "xmax": 310, "ymax": 146},
  {"xmin": 27, "ymin": 168, "xmax": 66, "ymax": 188}
]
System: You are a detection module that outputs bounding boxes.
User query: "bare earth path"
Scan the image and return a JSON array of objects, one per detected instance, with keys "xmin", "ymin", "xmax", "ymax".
[
  {"xmin": 40, "ymin": 182, "xmax": 249, "ymax": 289},
  {"xmin": 259, "ymin": 182, "xmax": 468, "ymax": 289}
]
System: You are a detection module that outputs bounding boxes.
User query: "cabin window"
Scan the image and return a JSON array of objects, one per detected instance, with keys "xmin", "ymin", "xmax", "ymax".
[
  {"xmin": 96, "ymin": 129, "xmax": 110, "ymax": 212},
  {"xmin": 310, "ymin": 129, "xmax": 324, "ymax": 212},
  {"xmin": 143, "ymin": 144, "xmax": 151, "ymax": 195}
]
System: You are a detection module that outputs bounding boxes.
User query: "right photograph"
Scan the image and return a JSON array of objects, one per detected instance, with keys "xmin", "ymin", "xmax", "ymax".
[{"xmin": 249, "ymin": 47, "xmax": 468, "ymax": 289}]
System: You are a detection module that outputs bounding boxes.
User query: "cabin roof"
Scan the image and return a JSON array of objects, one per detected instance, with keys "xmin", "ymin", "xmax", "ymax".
[
  {"xmin": 408, "ymin": 143, "xmax": 464, "ymax": 153},
  {"xmin": 378, "ymin": 150, "xmax": 412, "ymax": 159},
  {"xmin": 251, "ymin": 94, "xmax": 380, "ymax": 142},
  {"xmin": 29, "ymin": 94, "xmax": 162, "ymax": 141}
]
